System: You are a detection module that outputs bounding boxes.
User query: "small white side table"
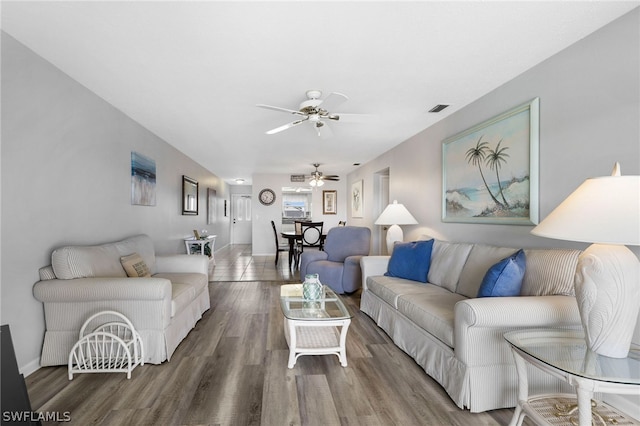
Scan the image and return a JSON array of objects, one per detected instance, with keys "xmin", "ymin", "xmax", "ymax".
[
  {"xmin": 184, "ymin": 235, "xmax": 216, "ymax": 265},
  {"xmin": 504, "ymin": 329, "xmax": 640, "ymax": 426},
  {"xmin": 279, "ymin": 284, "xmax": 352, "ymax": 369}
]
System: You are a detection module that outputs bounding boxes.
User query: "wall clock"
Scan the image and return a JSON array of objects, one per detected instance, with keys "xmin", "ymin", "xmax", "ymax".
[{"xmin": 259, "ymin": 188, "xmax": 276, "ymax": 206}]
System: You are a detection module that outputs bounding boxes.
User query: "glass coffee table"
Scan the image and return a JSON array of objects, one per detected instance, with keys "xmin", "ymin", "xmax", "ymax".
[
  {"xmin": 504, "ymin": 329, "xmax": 640, "ymax": 426},
  {"xmin": 280, "ymin": 284, "xmax": 352, "ymax": 369}
]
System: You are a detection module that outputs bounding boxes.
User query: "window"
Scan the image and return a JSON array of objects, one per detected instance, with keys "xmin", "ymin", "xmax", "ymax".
[{"xmin": 282, "ymin": 187, "xmax": 312, "ymax": 224}]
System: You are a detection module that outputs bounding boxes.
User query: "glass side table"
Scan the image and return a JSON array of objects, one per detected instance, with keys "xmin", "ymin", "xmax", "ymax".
[{"xmin": 504, "ymin": 329, "xmax": 640, "ymax": 426}]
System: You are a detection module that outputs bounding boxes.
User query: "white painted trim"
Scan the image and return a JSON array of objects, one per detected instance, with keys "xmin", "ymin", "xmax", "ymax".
[{"xmin": 21, "ymin": 357, "xmax": 41, "ymax": 377}]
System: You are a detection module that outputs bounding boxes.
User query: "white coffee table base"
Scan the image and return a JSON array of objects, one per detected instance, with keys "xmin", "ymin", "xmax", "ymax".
[{"xmin": 284, "ymin": 317, "xmax": 351, "ymax": 368}]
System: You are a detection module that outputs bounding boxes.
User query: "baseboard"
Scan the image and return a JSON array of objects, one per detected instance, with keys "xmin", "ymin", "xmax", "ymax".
[
  {"xmin": 20, "ymin": 357, "xmax": 41, "ymax": 377},
  {"xmin": 604, "ymin": 394, "xmax": 640, "ymax": 421}
]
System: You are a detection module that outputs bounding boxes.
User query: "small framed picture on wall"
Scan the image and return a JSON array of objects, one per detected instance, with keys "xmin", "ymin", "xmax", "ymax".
[
  {"xmin": 322, "ymin": 190, "xmax": 337, "ymax": 215},
  {"xmin": 351, "ymin": 180, "xmax": 363, "ymax": 218}
]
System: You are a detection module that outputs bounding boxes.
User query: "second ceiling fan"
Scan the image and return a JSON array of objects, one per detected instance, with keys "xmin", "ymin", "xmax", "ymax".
[
  {"xmin": 307, "ymin": 163, "xmax": 339, "ymax": 187},
  {"xmin": 257, "ymin": 90, "xmax": 368, "ymax": 138}
]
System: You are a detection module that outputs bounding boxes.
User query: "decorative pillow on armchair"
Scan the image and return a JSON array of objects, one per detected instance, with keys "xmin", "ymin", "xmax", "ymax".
[
  {"xmin": 385, "ymin": 239, "xmax": 434, "ymax": 283},
  {"xmin": 477, "ymin": 249, "xmax": 526, "ymax": 297}
]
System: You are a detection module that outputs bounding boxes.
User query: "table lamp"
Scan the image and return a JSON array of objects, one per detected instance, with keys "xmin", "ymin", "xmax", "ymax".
[
  {"xmin": 375, "ymin": 200, "xmax": 418, "ymax": 254},
  {"xmin": 531, "ymin": 162, "xmax": 640, "ymax": 358}
]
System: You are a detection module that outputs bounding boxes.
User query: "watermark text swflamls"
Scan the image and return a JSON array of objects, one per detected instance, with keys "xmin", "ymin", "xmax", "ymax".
[{"xmin": 2, "ymin": 411, "xmax": 71, "ymax": 422}]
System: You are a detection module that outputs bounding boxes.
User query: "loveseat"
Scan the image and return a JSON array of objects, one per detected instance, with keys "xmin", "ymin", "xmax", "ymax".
[
  {"xmin": 360, "ymin": 239, "xmax": 584, "ymax": 413},
  {"xmin": 33, "ymin": 234, "xmax": 210, "ymax": 366}
]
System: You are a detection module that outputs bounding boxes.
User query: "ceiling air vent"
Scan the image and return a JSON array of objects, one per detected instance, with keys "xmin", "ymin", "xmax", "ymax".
[
  {"xmin": 428, "ymin": 104, "xmax": 449, "ymax": 113},
  {"xmin": 290, "ymin": 174, "xmax": 306, "ymax": 182}
]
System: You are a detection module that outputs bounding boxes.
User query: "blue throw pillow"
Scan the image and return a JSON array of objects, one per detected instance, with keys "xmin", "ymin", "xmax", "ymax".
[
  {"xmin": 477, "ymin": 249, "xmax": 526, "ymax": 297},
  {"xmin": 385, "ymin": 239, "xmax": 434, "ymax": 283}
]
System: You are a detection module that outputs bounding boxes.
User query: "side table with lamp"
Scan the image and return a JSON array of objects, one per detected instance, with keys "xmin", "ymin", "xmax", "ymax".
[{"xmin": 507, "ymin": 162, "xmax": 640, "ymax": 426}]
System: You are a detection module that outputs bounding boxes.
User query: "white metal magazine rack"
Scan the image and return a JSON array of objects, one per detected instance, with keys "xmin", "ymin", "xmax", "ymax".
[{"xmin": 68, "ymin": 310, "xmax": 144, "ymax": 380}]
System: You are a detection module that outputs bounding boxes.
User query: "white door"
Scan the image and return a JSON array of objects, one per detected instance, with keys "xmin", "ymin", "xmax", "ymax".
[{"xmin": 231, "ymin": 194, "xmax": 252, "ymax": 244}]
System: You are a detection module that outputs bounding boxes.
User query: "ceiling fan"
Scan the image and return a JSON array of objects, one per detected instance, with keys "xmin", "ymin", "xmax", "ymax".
[
  {"xmin": 307, "ymin": 163, "xmax": 339, "ymax": 187},
  {"xmin": 257, "ymin": 90, "xmax": 368, "ymax": 138}
]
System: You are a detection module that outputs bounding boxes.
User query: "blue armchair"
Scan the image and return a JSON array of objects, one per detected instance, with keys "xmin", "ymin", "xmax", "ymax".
[{"xmin": 299, "ymin": 226, "xmax": 371, "ymax": 294}]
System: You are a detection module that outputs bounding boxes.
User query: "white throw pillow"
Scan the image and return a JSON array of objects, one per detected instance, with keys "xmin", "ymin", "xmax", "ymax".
[
  {"xmin": 427, "ymin": 241, "xmax": 473, "ymax": 292},
  {"xmin": 520, "ymin": 249, "xmax": 581, "ymax": 296}
]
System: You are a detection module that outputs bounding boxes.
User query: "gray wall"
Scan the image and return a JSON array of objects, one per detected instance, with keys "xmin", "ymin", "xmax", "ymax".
[
  {"xmin": 346, "ymin": 9, "xmax": 639, "ymax": 415},
  {"xmin": 1, "ymin": 33, "xmax": 231, "ymax": 373},
  {"xmin": 349, "ymin": 8, "xmax": 639, "ymax": 253}
]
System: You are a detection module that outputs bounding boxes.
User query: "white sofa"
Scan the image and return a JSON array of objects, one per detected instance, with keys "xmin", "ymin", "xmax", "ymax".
[
  {"xmin": 33, "ymin": 234, "xmax": 210, "ymax": 366},
  {"xmin": 360, "ymin": 240, "xmax": 584, "ymax": 413}
]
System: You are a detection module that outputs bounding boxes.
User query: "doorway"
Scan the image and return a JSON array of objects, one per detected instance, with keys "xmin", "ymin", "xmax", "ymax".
[
  {"xmin": 231, "ymin": 194, "xmax": 252, "ymax": 244},
  {"xmin": 374, "ymin": 168, "xmax": 390, "ymax": 255}
]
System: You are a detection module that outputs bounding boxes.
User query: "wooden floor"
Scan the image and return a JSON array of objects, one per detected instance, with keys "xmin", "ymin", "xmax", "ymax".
[{"xmin": 26, "ymin": 246, "xmax": 527, "ymax": 426}]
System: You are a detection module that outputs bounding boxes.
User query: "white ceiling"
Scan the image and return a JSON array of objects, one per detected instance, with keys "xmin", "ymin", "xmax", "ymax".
[{"xmin": 3, "ymin": 1, "xmax": 638, "ymax": 185}]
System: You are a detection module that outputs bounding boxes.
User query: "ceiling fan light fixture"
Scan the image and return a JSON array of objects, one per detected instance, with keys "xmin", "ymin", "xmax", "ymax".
[{"xmin": 309, "ymin": 177, "xmax": 324, "ymax": 187}]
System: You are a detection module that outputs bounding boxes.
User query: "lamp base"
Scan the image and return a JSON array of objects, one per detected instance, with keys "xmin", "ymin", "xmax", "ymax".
[
  {"xmin": 575, "ymin": 243, "xmax": 640, "ymax": 358},
  {"xmin": 386, "ymin": 224, "xmax": 403, "ymax": 254}
]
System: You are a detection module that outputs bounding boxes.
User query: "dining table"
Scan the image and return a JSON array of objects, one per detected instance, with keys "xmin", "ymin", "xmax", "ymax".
[{"xmin": 281, "ymin": 231, "xmax": 327, "ymax": 268}]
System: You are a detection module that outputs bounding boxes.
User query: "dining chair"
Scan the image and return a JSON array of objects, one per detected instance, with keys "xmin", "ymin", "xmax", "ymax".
[
  {"xmin": 271, "ymin": 220, "xmax": 289, "ymax": 266},
  {"xmin": 295, "ymin": 221, "xmax": 324, "ymax": 267}
]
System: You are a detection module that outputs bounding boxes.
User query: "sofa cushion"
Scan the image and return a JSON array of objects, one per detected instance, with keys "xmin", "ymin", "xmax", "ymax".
[
  {"xmin": 154, "ymin": 272, "xmax": 208, "ymax": 317},
  {"xmin": 520, "ymin": 249, "xmax": 581, "ymax": 296},
  {"xmin": 456, "ymin": 245, "xmax": 519, "ymax": 298},
  {"xmin": 50, "ymin": 234, "xmax": 157, "ymax": 279},
  {"xmin": 477, "ymin": 249, "xmax": 526, "ymax": 297},
  {"xmin": 367, "ymin": 275, "xmax": 434, "ymax": 308},
  {"xmin": 396, "ymin": 286, "xmax": 467, "ymax": 348},
  {"xmin": 427, "ymin": 241, "xmax": 473, "ymax": 292},
  {"xmin": 52, "ymin": 243, "xmax": 127, "ymax": 279},
  {"xmin": 154, "ymin": 272, "xmax": 208, "ymax": 297},
  {"xmin": 385, "ymin": 239, "xmax": 434, "ymax": 283},
  {"xmin": 120, "ymin": 253, "xmax": 152, "ymax": 277},
  {"xmin": 169, "ymin": 283, "xmax": 196, "ymax": 318}
]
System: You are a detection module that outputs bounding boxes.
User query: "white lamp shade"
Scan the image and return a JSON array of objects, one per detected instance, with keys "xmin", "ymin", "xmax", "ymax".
[
  {"xmin": 531, "ymin": 175, "xmax": 640, "ymax": 246},
  {"xmin": 375, "ymin": 200, "xmax": 418, "ymax": 226},
  {"xmin": 531, "ymin": 165, "xmax": 640, "ymax": 358}
]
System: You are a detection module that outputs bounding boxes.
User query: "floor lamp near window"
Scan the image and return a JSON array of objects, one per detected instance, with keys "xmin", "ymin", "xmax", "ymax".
[
  {"xmin": 531, "ymin": 163, "xmax": 640, "ymax": 358},
  {"xmin": 375, "ymin": 200, "xmax": 418, "ymax": 254}
]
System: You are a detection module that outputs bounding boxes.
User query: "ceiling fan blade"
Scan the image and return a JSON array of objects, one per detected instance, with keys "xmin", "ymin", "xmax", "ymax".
[
  {"xmin": 257, "ymin": 104, "xmax": 305, "ymax": 116},
  {"xmin": 318, "ymin": 92, "xmax": 348, "ymax": 111},
  {"xmin": 266, "ymin": 117, "xmax": 308, "ymax": 135},
  {"xmin": 322, "ymin": 177, "xmax": 340, "ymax": 181}
]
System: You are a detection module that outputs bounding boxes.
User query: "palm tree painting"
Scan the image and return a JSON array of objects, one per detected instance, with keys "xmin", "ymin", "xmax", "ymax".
[{"xmin": 442, "ymin": 98, "xmax": 539, "ymax": 225}]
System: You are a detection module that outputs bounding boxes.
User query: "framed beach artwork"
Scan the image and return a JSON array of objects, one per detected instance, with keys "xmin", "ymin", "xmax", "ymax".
[
  {"xmin": 351, "ymin": 180, "xmax": 363, "ymax": 218},
  {"xmin": 442, "ymin": 98, "xmax": 539, "ymax": 225},
  {"xmin": 131, "ymin": 152, "xmax": 156, "ymax": 206}
]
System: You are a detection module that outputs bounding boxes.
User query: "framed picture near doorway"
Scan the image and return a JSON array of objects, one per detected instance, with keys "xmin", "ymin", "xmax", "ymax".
[
  {"xmin": 351, "ymin": 180, "xmax": 363, "ymax": 218},
  {"xmin": 322, "ymin": 190, "xmax": 337, "ymax": 215}
]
